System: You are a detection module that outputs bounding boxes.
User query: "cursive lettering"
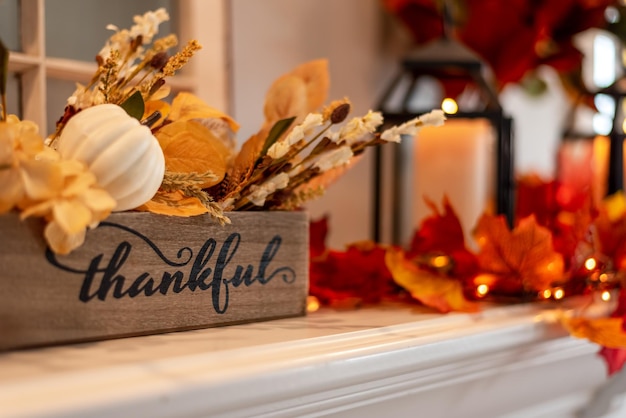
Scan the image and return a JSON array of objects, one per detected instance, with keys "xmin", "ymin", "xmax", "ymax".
[{"xmin": 46, "ymin": 223, "xmax": 297, "ymax": 314}]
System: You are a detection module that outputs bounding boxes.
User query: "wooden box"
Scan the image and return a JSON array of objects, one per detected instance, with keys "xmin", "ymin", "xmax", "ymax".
[{"xmin": 0, "ymin": 211, "xmax": 309, "ymax": 350}]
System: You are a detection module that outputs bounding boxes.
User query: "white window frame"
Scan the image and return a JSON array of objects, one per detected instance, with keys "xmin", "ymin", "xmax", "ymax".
[{"xmin": 6, "ymin": 0, "xmax": 230, "ymax": 132}]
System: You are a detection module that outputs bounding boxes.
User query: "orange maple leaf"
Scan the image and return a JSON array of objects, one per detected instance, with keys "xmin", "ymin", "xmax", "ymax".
[
  {"xmin": 385, "ymin": 248, "xmax": 479, "ymax": 313},
  {"xmin": 155, "ymin": 120, "xmax": 230, "ymax": 188},
  {"xmin": 561, "ymin": 317, "xmax": 626, "ymax": 349},
  {"xmin": 474, "ymin": 214, "xmax": 564, "ymax": 292}
]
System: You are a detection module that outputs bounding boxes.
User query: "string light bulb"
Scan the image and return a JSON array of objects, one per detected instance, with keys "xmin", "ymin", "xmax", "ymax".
[
  {"xmin": 306, "ymin": 296, "xmax": 320, "ymax": 313},
  {"xmin": 476, "ymin": 284, "xmax": 489, "ymax": 297},
  {"xmin": 431, "ymin": 255, "xmax": 450, "ymax": 269},
  {"xmin": 584, "ymin": 257, "xmax": 597, "ymax": 271},
  {"xmin": 441, "ymin": 98, "xmax": 458, "ymax": 114},
  {"xmin": 542, "ymin": 289, "xmax": 552, "ymax": 299},
  {"xmin": 553, "ymin": 288, "xmax": 565, "ymax": 300},
  {"xmin": 601, "ymin": 290, "xmax": 612, "ymax": 302}
]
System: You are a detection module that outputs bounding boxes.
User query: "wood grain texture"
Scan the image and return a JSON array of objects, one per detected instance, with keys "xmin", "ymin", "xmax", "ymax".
[{"xmin": 0, "ymin": 211, "xmax": 309, "ymax": 350}]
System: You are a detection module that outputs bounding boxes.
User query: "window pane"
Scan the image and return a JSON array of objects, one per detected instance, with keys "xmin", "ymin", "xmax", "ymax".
[
  {"xmin": 6, "ymin": 73, "xmax": 22, "ymax": 118},
  {"xmin": 0, "ymin": 0, "xmax": 20, "ymax": 51},
  {"xmin": 46, "ymin": 78, "xmax": 76, "ymax": 135},
  {"xmin": 45, "ymin": 0, "xmax": 178, "ymax": 62}
]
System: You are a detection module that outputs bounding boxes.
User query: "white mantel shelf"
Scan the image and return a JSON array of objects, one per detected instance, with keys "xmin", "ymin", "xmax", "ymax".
[{"xmin": 1, "ymin": 303, "xmax": 625, "ymax": 418}]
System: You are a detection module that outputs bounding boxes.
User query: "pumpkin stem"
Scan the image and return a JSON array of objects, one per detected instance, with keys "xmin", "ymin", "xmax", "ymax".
[{"xmin": 141, "ymin": 110, "xmax": 162, "ymax": 128}]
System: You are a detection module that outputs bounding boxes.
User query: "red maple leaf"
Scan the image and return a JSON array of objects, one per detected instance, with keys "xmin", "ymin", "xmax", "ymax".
[
  {"xmin": 516, "ymin": 174, "xmax": 560, "ymax": 228},
  {"xmin": 380, "ymin": 0, "xmax": 613, "ymax": 90},
  {"xmin": 309, "ymin": 215, "xmax": 329, "ymax": 259},
  {"xmin": 310, "ymin": 243, "xmax": 399, "ymax": 307},
  {"xmin": 599, "ymin": 347, "xmax": 626, "ymax": 376},
  {"xmin": 408, "ymin": 197, "xmax": 479, "ymax": 280},
  {"xmin": 309, "ymin": 216, "xmax": 398, "ymax": 307}
]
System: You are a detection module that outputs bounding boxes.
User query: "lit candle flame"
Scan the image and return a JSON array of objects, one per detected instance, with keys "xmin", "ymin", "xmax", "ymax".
[{"xmin": 601, "ymin": 290, "xmax": 611, "ymax": 302}]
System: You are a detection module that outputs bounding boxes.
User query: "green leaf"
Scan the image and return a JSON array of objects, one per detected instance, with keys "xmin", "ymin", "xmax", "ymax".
[
  {"xmin": 0, "ymin": 38, "xmax": 8, "ymax": 97},
  {"xmin": 120, "ymin": 90, "xmax": 145, "ymax": 120},
  {"xmin": 261, "ymin": 116, "xmax": 296, "ymax": 156}
]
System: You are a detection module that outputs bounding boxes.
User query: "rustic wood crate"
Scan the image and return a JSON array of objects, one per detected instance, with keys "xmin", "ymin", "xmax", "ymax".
[{"xmin": 0, "ymin": 211, "xmax": 309, "ymax": 350}]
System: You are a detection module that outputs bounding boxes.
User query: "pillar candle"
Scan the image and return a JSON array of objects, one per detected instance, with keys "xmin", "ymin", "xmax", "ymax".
[
  {"xmin": 556, "ymin": 139, "xmax": 594, "ymax": 211},
  {"xmin": 412, "ymin": 118, "xmax": 495, "ymax": 246},
  {"xmin": 592, "ymin": 135, "xmax": 626, "ymax": 206}
]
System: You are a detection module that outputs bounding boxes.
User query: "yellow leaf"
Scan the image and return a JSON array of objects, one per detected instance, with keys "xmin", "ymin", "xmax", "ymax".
[
  {"xmin": 385, "ymin": 247, "xmax": 479, "ymax": 313},
  {"xmin": 561, "ymin": 316, "xmax": 626, "ymax": 349},
  {"xmin": 290, "ymin": 59, "xmax": 330, "ymax": 112},
  {"xmin": 135, "ymin": 190, "xmax": 209, "ymax": 217},
  {"xmin": 156, "ymin": 120, "xmax": 229, "ymax": 188},
  {"xmin": 169, "ymin": 92, "xmax": 239, "ymax": 132},
  {"xmin": 263, "ymin": 75, "xmax": 308, "ymax": 125}
]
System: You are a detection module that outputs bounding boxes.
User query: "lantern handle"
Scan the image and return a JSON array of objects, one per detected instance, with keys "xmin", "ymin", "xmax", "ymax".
[{"xmin": 441, "ymin": 0, "xmax": 456, "ymax": 41}]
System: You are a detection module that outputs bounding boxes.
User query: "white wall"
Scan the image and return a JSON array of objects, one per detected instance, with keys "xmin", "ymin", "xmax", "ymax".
[{"xmin": 230, "ymin": 0, "xmax": 395, "ymax": 248}]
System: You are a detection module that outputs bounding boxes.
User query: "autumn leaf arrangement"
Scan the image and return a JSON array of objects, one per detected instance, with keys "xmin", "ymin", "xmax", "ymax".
[
  {"xmin": 309, "ymin": 174, "xmax": 626, "ymax": 374},
  {"xmin": 0, "ymin": 8, "xmax": 445, "ymax": 255}
]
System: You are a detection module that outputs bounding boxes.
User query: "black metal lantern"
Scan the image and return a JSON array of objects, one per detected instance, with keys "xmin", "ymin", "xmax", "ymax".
[
  {"xmin": 598, "ymin": 79, "xmax": 626, "ymax": 195},
  {"xmin": 373, "ymin": 36, "xmax": 514, "ymax": 244}
]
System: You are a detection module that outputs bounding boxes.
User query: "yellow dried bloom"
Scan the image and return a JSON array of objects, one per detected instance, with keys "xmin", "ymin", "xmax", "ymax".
[
  {"xmin": 152, "ymin": 34, "xmax": 178, "ymax": 53},
  {"xmin": 162, "ymin": 40, "xmax": 202, "ymax": 77},
  {"xmin": 0, "ymin": 117, "xmax": 62, "ymax": 213},
  {"xmin": 20, "ymin": 159, "xmax": 117, "ymax": 254}
]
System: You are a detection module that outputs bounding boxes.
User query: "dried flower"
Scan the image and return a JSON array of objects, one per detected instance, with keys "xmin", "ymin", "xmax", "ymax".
[
  {"xmin": 99, "ymin": 8, "xmax": 170, "ymax": 62},
  {"xmin": 0, "ymin": 118, "xmax": 116, "ymax": 255},
  {"xmin": 57, "ymin": 8, "xmax": 199, "ymax": 139},
  {"xmin": 162, "ymin": 40, "xmax": 202, "ymax": 77},
  {"xmin": 314, "ymin": 146, "xmax": 354, "ymax": 172},
  {"xmin": 380, "ymin": 109, "xmax": 446, "ymax": 143},
  {"xmin": 267, "ymin": 113, "xmax": 324, "ymax": 159},
  {"xmin": 130, "ymin": 7, "xmax": 169, "ymax": 43},
  {"xmin": 0, "ymin": 117, "xmax": 61, "ymax": 213},
  {"xmin": 335, "ymin": 110, "xmax": 384, "ymax": 145},
  {"xmin": 247, "ymin": 172, "xmax": 290, "ymax": 206}
]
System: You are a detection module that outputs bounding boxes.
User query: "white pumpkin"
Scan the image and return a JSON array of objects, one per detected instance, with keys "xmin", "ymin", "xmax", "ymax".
[{"xmin": 57, "ymin": 104, "xmax": 165, "ymax": 211}]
